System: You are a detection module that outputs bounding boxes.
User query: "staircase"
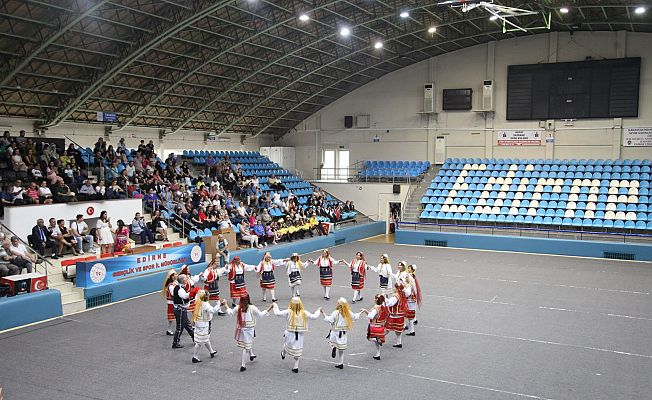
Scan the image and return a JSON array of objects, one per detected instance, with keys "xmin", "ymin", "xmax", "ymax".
[{"xmin": 402, "ymin": 165, "xmax": 441, "ymax": 222}]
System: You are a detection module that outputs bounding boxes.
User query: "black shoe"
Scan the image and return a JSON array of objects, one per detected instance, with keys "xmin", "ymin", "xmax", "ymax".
[
  {"xmin": 281, "ymin": 351, "xmax": 285, "ymax": 360},
  {"xmin": 406, "ymin": 332, "xmax": 415, "ymax": 336},
  {"xmin": 172, "ymin": 344, "xmax": 184, "ymax": 349},
  {"xmin": 351, "ymin": 299, "xmax": 356, "ymax": 304},
  {"xmin": 231, "ymin": 303, "xmax": 236, "ymax": 308},
  {"xmin": 240, "ymin": 366, "xmax": 246, "ymax": 372},
  {"xmin": 192, "ymin": 357, "xmax": 201, "ymax": 363},
  {"xmin": 166, "ymin": 331, "xmax": 174, "ymax": 336},
  {"xmin": 373, "ymin": 356, "xmax": 381, "ymax": 360},
  {"xmin": 404, "ymin": 326, "xmax": 409, "ymax": 331},
  {"xmin": 217, "ymin": 311, "xmax": 226, "ymax": 316},
  {"xmin": 358, "ymin": 297, "xmax": 363, "ymax": 301},
  {"xmin": 393, "ymin": 344, "xmax": 402, "ymax": 348},
  {"xmin": 331, "ymin": 347, "xmax": 337, "ymax": 359},
  {"xmin": 335, "ymin": 364, "xmax": 344, "ymax": 369},
  {"xmin": 292, "ymin": 368, "xmax": 299, "ymax": 373},
  {"xmin": 414, "ymin": 320, "xmax": 418, "ymax": 325},
  {"xmin": 272, "ymin": 298, "xmax": 277, "ymax": 302},
  {"xmin": 210, "ymin": 351, "xmax": 217, "ymax": 358},
  {"xmin": 262, "ymin": 299, "xmax": 267, "ymax": 302},
  {"xmin": 52, "ymin": 255, "xmax": 59, "ymax": 259},
  {"xmin": 250, "ymin": 355, "xmax": 257, "ymax": 361}
]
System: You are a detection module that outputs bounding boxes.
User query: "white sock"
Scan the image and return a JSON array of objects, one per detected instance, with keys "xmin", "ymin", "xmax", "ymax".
[
  {"xmin": 293, "ymin": 357, "xmax": 300, "ymax": 369},
  {"xmin": 193, "ymin": 343, "xmax": 200, "ymax": 359},
  {"xmin": 270, "ymin": 289, "xmax": 275, "ymax": 300},
  {"xmin": 353, "ymin": 290, "xmax": 359, "ymax": 301},
  {"xmin": 262, "ymin": 288, "xmax": 267, "ymax": 300},
  {"xmin": 395, "ymin": 332, "xmax": 402, "ymax": 345},
  {"xmin": 241, "ymin": 349, "xmax": 248, "ymax": 367},
  {"xmin": 375, "ymin": 342, "xmax": 381, "ymax": 357},
  {"xmin": 408, "ymin": 319, "xmax": 415, "ymax": 333},
  {"xmin": 325, "ymin": 287, "xmax": 330, "ymax": 297},
  {"xmin": 167, "ymin": 320, "xmax": 174, "ymax": 332},
  {"xmin": 338, "ymin": 349, "xmax": 344, "ymax": 365},
  {"xmin": 204, "ymin": 342, "xmax": 214, "ymax": 354}
]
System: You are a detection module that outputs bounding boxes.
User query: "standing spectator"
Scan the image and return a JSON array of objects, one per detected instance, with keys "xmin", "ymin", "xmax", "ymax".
[
  {"xmin": 96, "ymin": 210, "xmax": 114, "ymax": 255},
  {"xmin": 31, "ymin": 218, "xmax": 58, "ymax": 259},
  {"xmin": 70, "ymin": 214, "xmax": 95, "ymax": 254},
  {"xmin": 131, "ymin": 212, "xmax": 155, "ymax": 245}
]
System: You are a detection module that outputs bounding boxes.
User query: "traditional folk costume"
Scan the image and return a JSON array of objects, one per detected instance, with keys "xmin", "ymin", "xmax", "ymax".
[
  {"xmin": 384, "ymin": 284, "xmax": 409, "ymax": 348},
  {"xmin": 224, "ymin": 298, "xmax": 269, "ymax": 371},
  {"xmin": 286, "ymin": 253, "xmax": 305, "ymax": 297},
  {"xmin": 255, "ymin": 252, "xmax": 286, "ymax": 302},
  {"xmin": 171, "ymin": 275, "xmax": 194, "ymax": 348},
  {"xmin": 368, "ymin": 254, "xmax": 393, "ymax": 292},
  {"xmin": 403, "ymin": 266, "xmax": 422, "ymax": 336},
  {"xmin": 226, "ymin": 257, "xmax": 256, "ymax": 305},
  {"xmin": 202, "ymin": 261, "xmax": 227, "ymax": 302},
  {"xmin": 191, "ymin": 290, "xmax": 219, "ymax": 363},
  {"xmin": 272, "ymin": 297, "xmax": 321, "ymax": 373},
  {"xmin": 162, "ymin": 270, "xmax": 177, "ymax": 335},
  {"xmin": 323, "ymin": 298, "xmax": 363, "ymax": 369},
  {"xmin": 367, "ymin": 296, "xmax": 389, "ymax": 360},
  {"xmin": 179, "ymin": 265, "xmax": 200, "ymax": 313},
  {"xmin": 308, "ymin": 250, "xmax": 339, "ymax": 299},
  {"xmin": 347, "ymin": 253, "xmax": 368, "ymax": 303}
]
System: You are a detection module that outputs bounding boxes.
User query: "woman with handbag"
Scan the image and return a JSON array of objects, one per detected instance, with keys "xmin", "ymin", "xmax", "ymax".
[
  {"xmin": 320, "ymin": 298, "xmax": 366, "ymax": 369},
  {"xmin": 367, "ymin": 294, "xmax": 389, "ymax": 360}
]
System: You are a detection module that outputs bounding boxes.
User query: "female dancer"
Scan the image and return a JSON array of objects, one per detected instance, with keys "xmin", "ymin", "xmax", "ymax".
[
  {"xmin": 341, "ymin": 252, "xmax": 369, "ymax": 303},
  {"xmin": 321, "ymin": 298, "xmax": 366, "ymax": 369},
  {"xmin": 162, "ymin": 269, "xmax": 177, "ymax": 335},
  {"xmin": 202, "ymin": 258, "xmax": 227, "ymax": 317},
  {"xmin": 191, "ymin": 290, "xmax": 219, "ymax": 363},
  {"xmin": 307, "ymin": 249, "xmax": 341, "ymax": 300},
  {"xmin": 368, "ymin": 254, "xmax": 393, "ymax": 293},
  {"xmin": 285, "ymin": 253, "xmax": 306, "ymax": 297},
  {"xmin": 221, "ymin": 294, "xmax": 270, "ymax": 371},
  {"xmin": 385, "ymin": 282, "xmax": 409, "ymax": 348},
  {"xmin": 272, "ymin": 297, "xmax": 321, "ymax": 373},
  {"xmin": 226, "ymin": 256, "xmax": 257, "ymax": 306},
  {"xmin": 367, "ymin": 293, "xmax": 389, "ymax": 360},
  {"xmin": 179, "ymin": 264, "xmax": 201, "ymax": 314},
  {"xmin": 404, "ymin": 264, "xmax": 422, "ymax": 335},
  {"xmin": 255, "ymin": 252, "xmax": 286, "ymax": 302}
]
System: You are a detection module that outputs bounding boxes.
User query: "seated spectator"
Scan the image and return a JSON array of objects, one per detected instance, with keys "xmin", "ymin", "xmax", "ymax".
[
  {"xmin": 252, "ymin": 219, "xmax": 267, "ymax": 246},
  {"xmin": 0, "ymin": 242, "xmax": 20, "ymax": 277},
  {"xmin": 131, "ymin": 212, "xmax": 155, "ymax": 245},
  {"xmin": 11, "ymin": 148, "xmax": 28, "ymax": 172},
  {"xmin": 78, "ymin": 179, "xmax": 101, "ymax": 201},
  {"xmin": 143, "ymin": 188, "xmax": 160, "ymax": 211},
  {"xmin": 51, "ymin": 218, "xmax": 78, "ymax": 256},
  {"xmin": 95, "ymin": 179, "xmax": 107, "ymax": 198},
  {"xmin": 24, "ymin": 182, "xmax": 40, "ymax": 204},
  {"xmin": 239, "ymin": 220, "xmax": 262, "ymax": 248},
  {"xmin": 10, "ymin": 179, "xmax": 26, "ymax": 205},
  {"xmin": 54, "ymin": 180, "xmax": 77, "ymax": 203},
  {"xmin": 32, "ymin": 218, "xmax": 58, "ymax": 259},
  {"xmin": 151, "ymin": 210, "xmax": 169, "ymax": 241},
  {"xmin": 8, "ymin": 235, "xmax": 38, "ymax": 272},
  {"xmin": 70, "ymin": 214, "xmax": 96, "ymax": 254},
  {"xmin": 37, "ymin": 180, "xmax": 54, "ymax": 204},
  {"xmin": 106, "ymin": 179, "xmax": 126, "ymax": 199}
]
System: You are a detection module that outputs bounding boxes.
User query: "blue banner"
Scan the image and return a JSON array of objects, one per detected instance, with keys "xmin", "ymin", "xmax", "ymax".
[{"xmin": 76, "ymin": 243, "xmax": 205, "ymax": 288}]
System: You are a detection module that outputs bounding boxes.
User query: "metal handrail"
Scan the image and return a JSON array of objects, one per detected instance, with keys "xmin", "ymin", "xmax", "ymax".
[
  {"xmin": 313, "ymin": 167, "xmax": 423, "ymax": 183},
  {"xmin": 0, "ymin": 222, "xmax": 51, "ymax": 281},
  {"xmin": 397, "ymin": 220, "xmax": 652, "ymax": 243}
]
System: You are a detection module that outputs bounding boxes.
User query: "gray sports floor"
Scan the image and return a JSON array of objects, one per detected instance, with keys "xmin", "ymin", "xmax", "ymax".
[{"xmin": 1, "ymin": 239, "xmax": 651, "ymax": 400}]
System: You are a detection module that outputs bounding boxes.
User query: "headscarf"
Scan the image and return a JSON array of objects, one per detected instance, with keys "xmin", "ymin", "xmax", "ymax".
[
  {"xmin": 161, "ymin": 269, "xmax": 176, "ymax": 297},
  {"xmin": 408, "ymin": 264, "xmax": 422, "ymax": 308},
  {"xmin": 235, "ymin": 293, "xmax": 251, "ymax": 340}
]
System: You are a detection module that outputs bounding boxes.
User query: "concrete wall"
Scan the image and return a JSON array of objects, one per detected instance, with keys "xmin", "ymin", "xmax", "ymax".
[
  {"xmin": 316, "ymin": 182, "xmax": 410, "ymax": 221},
  {"xmin": 280, "ymin": 31, "xmax": 652, "ymax": 179}
]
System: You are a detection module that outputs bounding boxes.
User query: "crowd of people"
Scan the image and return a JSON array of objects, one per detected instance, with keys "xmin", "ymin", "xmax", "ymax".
[{"xmin": 163, "ymin": 249, "xmax": 421, "ymax": 372}]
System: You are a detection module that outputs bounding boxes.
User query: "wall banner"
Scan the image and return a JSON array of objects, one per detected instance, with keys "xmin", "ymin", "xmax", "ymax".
[
  {"xmin": 623, "ymin": 127, "xmax": 652, "ymax": 147},
  {"xmin": 497, "ymin": 130, "xmax": 542, "ymax": 146}
]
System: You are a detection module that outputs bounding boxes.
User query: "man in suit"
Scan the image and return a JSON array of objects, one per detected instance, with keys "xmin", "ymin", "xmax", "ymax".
[{"xmin": 32, "ymin": 218, "xmax": 58, "ymax": 259}]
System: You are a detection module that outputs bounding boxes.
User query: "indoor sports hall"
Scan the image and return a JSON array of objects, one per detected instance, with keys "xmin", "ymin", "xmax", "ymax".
[{"xmin": 0, "ymin": 2, "xmax": 650, "ymax": 400}]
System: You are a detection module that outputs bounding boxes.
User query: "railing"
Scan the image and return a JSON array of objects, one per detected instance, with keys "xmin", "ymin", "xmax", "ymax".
[
  {"xmin": 397, "ymin": 220, "xmax": 652, "ymax": 244},
  {"xmin": 313, "ymin": 167, "xmax": 422, "ymax": 183},
  {"xmin": 0, "ymin": 222, "xmax": 51, "ymax": 282}
]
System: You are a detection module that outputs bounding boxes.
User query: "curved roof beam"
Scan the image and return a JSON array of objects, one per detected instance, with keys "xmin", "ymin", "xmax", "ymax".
[
  {"xmin": 218, "ymin": 12, "xmax": 502, "ymax": 136},
  {"xmin": 168, "ymin": 1, "xmax": 441, "ymax": 134},
  {"xmin": 0, "ymin": 0, "xmax": 112, "ymax": 87},
  {"xmin": 40, "ymin": 0, "xmax": 235, "ymax": 128},
  {"xmin": 115, "ymin": 0, "xmax": 345, "ymax": 132}
]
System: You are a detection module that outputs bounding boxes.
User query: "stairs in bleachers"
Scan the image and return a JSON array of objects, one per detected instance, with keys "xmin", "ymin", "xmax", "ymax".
[
  {"xmin": 402, "ymin": 165, "xmax": 441, "ymax": 222},
  {"xmin": 416, "ymin": 158, "xmax": 652, "ymax": 233}
]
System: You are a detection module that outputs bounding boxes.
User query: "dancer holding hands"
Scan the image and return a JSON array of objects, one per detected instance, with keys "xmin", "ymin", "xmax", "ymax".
[
  {"xmin": 255, "ymin": 252, "xmax": 286, "ymax": 302},
  {"xmin": 340, "ymin": 251, "xmax": 369, "ymax": 303},
  {"xmin": 307, "ymin": 249, "xmax": 342, "ymax": 300},
  {"xmin": 191, "ymin": 290, "xmax": 220, "ymax": 363},
  {"xmin": 272, "ymin": 297, "xmax": 322, "ymax": 373},
  {"xmin": 221, "ymin": 294, "xmax": 270, "ymax": 371},
  {"xmin": 321, "ymin": 298, "xmax": 366, "ymax": 369},
  {"xmin": 368, "ymin": 254, "xmax": 393, "ymax": 293}
]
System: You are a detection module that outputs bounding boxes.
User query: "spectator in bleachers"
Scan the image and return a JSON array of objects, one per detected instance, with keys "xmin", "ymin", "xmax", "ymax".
[
  {"xmin": 24, "ymin": 182, "xmax": 40, "ymax": 204},
  {"xmin": 0, "ymin": 240, "xmax": 20, "ymax": 277},
  {"xmin": 10, "ymin": 179, "xmax": 25, "ymax": 204},
  {"xmin": 54, "ymin": 180, "xmax": 77, "ymax": 203},
  {"xmin": 151, "ymin": 210, "xmax": 169, "ymax": 241},
  {"xmin": 8, "ymin": 236, "xmax": 37, "ymax": 272},
  {"xmin": 31, "ymin": 218, "xmax": 58, "ymax": 259},
  {"xmin": 114, "ymin": 219, "xmax": 130, "ymax": 253},
  {"xmin": 131, "ymin": 212, "xmax": 155, "ymax": 245},
  {"xmin": 0, "ymin": 131, "xmax": 10, "ymax": 147},
  {"xmin": 11, "ymin": 148, "xmax": 28, "ymax": 172},
  {"xmin": 71, "ymin": 214, "xmax": 95, "ymax": 254},
  {"xmin": 78, "ymin": 179, "xmax": 100, "ymax": 201},
  {"xmin": 52, "ymin": 218, "xmax": 78, "ymax": 256},
  {"xmin": 239, "ymin": 219, "xmax": 262, "ymax": 248},
  {"xmin": 144, "ymin": 188, "xmax": 160, "ymax": 211}
]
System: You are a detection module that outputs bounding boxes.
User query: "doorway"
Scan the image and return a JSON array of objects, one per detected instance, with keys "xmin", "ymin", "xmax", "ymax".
[
  {"xmin": 388, "ymin": 202, "xmax": 401, "ymax": 234},
  {"xmin": 320, "ymin": 148, "xmax": 350, "ymax": 181}
]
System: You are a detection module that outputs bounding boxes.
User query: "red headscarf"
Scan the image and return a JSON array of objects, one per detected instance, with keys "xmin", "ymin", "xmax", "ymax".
[
  {"xmin": 235, "ymin": 293, "xmax": 250, "ymax": 341},
  {"xmin": 413, "ymin": 273, "xmax": 422, "ymax": 308}
]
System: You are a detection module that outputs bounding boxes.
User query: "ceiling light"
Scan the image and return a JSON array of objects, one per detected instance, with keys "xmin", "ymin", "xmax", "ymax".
[
  {"xmin": 489, "ymin": 15, "xmax": 499, "ymax": 21},
  {"xmin": 560, "ymin": 7, "xmax": 569, "ymax": 14},
  {"xmin": 427, "ymin": 26, "xmax": 437, "ymax": 33},
  {"xmin": 374, "ymin": 41, "xmax": 383, "ymax": 49},
  {"xmin": 298, "ymin": 14, "xmax": 309, "ymax": 21},
  {"xmin": 340, "ymin": 27, "xmax": 350, "ymax": 37},
  {"xmin": 400, "ymin": 11, "xmax": 409, "ymax": 18},
  {"xmin": 634, "ymin": 6, "xmax": 646, "ymax": 14}
]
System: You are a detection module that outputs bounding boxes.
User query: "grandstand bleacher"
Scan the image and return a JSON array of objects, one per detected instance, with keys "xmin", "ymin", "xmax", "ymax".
[
  {"xmin": 419, "ymin": 158, "xmax": 652, "ymax": 231},
  {"xmin": 360, "ymin": 160, "xmax": 430, "ymax": 180}
]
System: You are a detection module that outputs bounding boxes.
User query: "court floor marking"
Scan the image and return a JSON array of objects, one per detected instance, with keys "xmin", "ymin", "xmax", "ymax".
[{"xmin": 422, "ymin": 325, "xmax": 652, "ymax": 359}]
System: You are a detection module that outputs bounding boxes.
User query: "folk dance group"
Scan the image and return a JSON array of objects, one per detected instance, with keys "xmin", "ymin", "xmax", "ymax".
[{"xmin": 162, "ymin": 250, "xmax": 422, "ymax": 372}]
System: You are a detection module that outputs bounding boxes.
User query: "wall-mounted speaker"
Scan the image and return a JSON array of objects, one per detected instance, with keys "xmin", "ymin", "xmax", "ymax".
[
  {"xmin": 344, "ymin": 115, "xmax": 353, "ymax": 128},
  {"xmin": 393, "ymin": 184, "xmax": 400, "ymax": 194}
]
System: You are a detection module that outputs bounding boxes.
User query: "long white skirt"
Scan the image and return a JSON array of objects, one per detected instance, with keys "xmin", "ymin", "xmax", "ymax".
[
  {"xmin": 195, "ymin": 322, "xmax": 211, "ymax": 344},
  {"xmin": 328, "ymin": 330, "xmax": 349, "ymax": 350},
  {"xmin": 236, "ymin": 327, "xmax": 255, "ymax": 350},
  {"xmin": 283, "ymin": 330, "xmax": 305, "ymax": 357}
]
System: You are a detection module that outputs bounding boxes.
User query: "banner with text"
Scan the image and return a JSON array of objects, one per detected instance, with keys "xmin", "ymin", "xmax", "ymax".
[
  {"xmin": 76, "ymin": 244, "xmax": 205, "ymax": 288},
  {"xmin": 497, "ymin": 130, "xmax": 542, "ymax": 146},
  {"xmin": 623, "ymin": 127, "xmax": 652, "ymax": 147}
]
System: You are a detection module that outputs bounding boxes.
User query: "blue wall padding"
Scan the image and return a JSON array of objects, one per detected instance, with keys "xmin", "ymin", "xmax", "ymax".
[
  {"xmin": 395, "ymin": 230, "xmax": 652, "ymax": 261},
  {"xmin": 0, "ymin": 289, "xmax": 63, "ymax": 331},
  {"xmin": 85, "ymin": 221, "xmax": 386, "ymax": 301}
]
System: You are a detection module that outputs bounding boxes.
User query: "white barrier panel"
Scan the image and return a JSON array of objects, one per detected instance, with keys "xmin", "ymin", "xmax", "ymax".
[{"xmin": 2, "ymin": 199, "xmax": 143, "ymax": 240}]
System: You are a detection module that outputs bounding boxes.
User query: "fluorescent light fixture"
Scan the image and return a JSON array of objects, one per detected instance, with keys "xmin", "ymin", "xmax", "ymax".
[
  {"xmin": 489, "ymin": 15, "xmax": 499, "ymax": 21},
  {"xmin": 340, "ymin": 27, "xmax": 350, "ymax": 37},
  {"xmin": 299, "ymin": 14, "xmax": 309, "ymax": 21},
  {"xmin": 374, "ymin": 41, "xmax": 383, "ymax": 49},
  {"xmin": 560, "ymin": 7, "xmax": 569, "ymax": 14},
  {"xmin": 400, "ymin": 11, "xmax": 409, "ymax": 18},
  {"xmin": 634, "ymin": 6, "xmax": 646, "ymax": 14},
  {"xmin": 427, "ymin": 26, "xmax": 437, "ymax": 33}
]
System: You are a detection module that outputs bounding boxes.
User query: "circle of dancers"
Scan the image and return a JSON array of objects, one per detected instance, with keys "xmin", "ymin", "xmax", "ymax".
[{"xmin": 163, "ymin": 249, "xmax": 421, "ymax": 372}]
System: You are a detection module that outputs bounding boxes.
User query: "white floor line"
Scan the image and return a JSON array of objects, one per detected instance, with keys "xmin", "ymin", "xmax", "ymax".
[
  {"xmin": 310, "ymin": 358, "xmax": 368, "ymax": 369},
  {"xmin": 427, "ymin": 326, "xmax": 652, "ymax": 359},
  {"xmin": 425, "ymin": 294, "xmax": 516, "ymax": 306}
]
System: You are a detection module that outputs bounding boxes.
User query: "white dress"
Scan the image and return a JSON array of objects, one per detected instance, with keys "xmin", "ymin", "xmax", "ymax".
[
  {"xmin": 273, "ymin": 305, "xmax": 320, "ymax": 357},
  {"xmin": 194, "ymin": 301, "xmax": 222, "ymax": 344},
  {"xmin": 226, "ymin": 305, "xmax": 268, "ymax": 350},
  {"xmin": 323, "ymin": 310, "xmax": 362, "ymax": 350},
  {"xmin": 96, "ymin": 220, "xmax": 114, "ymax": 245}
]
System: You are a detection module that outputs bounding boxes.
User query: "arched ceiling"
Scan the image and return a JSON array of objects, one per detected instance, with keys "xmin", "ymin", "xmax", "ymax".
[{"xmin": 0, "ymin": 0, "xmax": 650, "ymax": 139}]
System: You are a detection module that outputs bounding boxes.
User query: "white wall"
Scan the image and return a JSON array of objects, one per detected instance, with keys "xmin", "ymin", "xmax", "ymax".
[
  {"xmin": 316, "ymin": 182, "xmax": 410, "ymax": 222},
  {"xmin": 280, "ymin": 31, "xmax": 652, "ymax": 179},
  {"xmin": 0, "ymin": 117, "xmax": 272, "ymax": 156},
  {"xmin": 2, "ymin": 199, "xmax": 143, "ymax": 240}
]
